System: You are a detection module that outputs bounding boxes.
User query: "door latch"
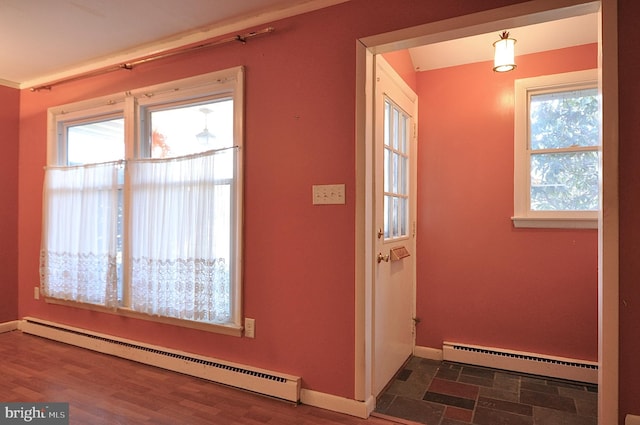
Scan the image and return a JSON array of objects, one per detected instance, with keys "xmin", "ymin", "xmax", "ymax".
[{"xmin": 377, "ymin": 252, "xmax": 390, "ymax": 263}]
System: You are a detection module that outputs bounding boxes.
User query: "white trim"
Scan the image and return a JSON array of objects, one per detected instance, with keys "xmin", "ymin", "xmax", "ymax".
[
  {"xmin": 0, "ymin": 321, "xmax": 20, "ymax": 333},
  {"xmin": 19, "ymin": 0, "xmax": 349, "ymax": 90},
  {"xmin": 353, "ymin": 40, "xmax": 372, "ymax": 402},
  {"xmin": 512, "ymin": 216, "xmax": 597, "ymax": 229},
  {"xmin": 626, "ymin": 415, "xmax": 640, "ymax": 425},
  {"xmin": 0, "ymin": 78, "xmax": 20, "ymax": 89},
  {"xmin": 360, "ymin": 0, "xmax": 600, "ymax": 55},
  {"xmin": 413, "ymin": 346, "xmax": 443, "ymax": 361},
  {"xmin": 598, "ymin": 0, "xmax": 619, "ymax": 423},
  {"xmin": 300, "ymin": 389, "xmax": 375, "ymax": 419}
]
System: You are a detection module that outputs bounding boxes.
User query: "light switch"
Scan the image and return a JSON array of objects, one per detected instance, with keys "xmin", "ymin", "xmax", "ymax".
[{"xmin": 312, "ymin": 184, "xmax": 345, "ymax": 205}]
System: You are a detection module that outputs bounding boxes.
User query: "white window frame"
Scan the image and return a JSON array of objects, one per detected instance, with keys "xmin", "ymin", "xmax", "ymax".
[
  {"xmin": 512, "ymin": 69, "xmax": 599, "ymax": 229},
  {"xmin": 45, "ymin": 67, "xmax": 244, "ymax": 336}
]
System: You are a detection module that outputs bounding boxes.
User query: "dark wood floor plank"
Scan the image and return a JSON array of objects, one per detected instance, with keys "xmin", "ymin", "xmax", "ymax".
[{"xmin": 0, "ymin": 331, "xmax": 396, "ymax": 425}]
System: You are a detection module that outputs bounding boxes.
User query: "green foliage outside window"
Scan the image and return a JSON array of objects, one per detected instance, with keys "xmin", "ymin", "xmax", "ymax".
[{"xmin": 529, "ymin": 88, "xmax": 600, "ymax": 211}]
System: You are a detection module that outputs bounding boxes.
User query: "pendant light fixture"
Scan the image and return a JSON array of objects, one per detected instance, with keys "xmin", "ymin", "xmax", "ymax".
[
  {"xmin": 493, "ymin": 31, "xmax": 517, "ymax": 72},
  {"xmin": 195, "ymin": 107, "xmax": 214, "ymax": 145}
]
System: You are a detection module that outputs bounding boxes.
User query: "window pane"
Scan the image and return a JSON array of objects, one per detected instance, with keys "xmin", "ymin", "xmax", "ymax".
[
  {"xmin": 382, "ymin": 96, "xmax": 410, "ymax": 240},
  {"xmin": 150, "ymin": 98, "xmax": 233, "ymax": 158},
  {"xmin": 384, "ymin": 100, "xmax": 391, "ymax": 147},
  {"xmin": 530, "ymin": 151, "xmax": 599, "ymax": 211},
  {"xmin": 67, "ymin": 118, "xmax": 124, "ymax": 165},
  {"xmin": 384, "ymin": 195, "xmax": 390, "ymax": 238},
  {"xmin": 383, "ymin": 148, "xmax": 390, "ymax": 192},
  {"xmin": 530, "ymin": 88, "xmax": 600, "ymax": 150},
  {"xmin": 392, "ymin": 108, "xmax": 399, "ymax": 150},
  {"xmin": 400, "ymin": 156, "xmax": 408, "ymax": 195}
]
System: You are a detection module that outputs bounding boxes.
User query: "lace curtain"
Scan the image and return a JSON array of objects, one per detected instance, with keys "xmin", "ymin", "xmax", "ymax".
[
  {"xmin": 128, "ymin": 149, "xmax": 232, "ymax": 323},
  {"xmin": 40, "ymin": 162, "xmax": 121, "ymax": 307}
]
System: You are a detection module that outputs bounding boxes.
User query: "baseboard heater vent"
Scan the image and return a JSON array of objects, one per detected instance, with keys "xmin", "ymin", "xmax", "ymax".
[
  {"xmin": 20, "ymin": 317, "xmax": 301, "ymax": 402},
  {"xmin": 443, "ymin": 341, "xmax": 598, "ymax": 384}
]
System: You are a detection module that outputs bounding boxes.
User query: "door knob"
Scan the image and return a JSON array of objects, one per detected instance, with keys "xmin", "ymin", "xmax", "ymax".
[{"xmin": 377, "ymin": 252, "xmax": 390, "ymax": 263}]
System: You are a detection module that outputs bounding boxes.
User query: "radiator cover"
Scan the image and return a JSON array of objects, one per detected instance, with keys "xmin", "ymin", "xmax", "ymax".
[{"xmin": 443, "ymin": 341, "xmax": 598, "ymax": 384}]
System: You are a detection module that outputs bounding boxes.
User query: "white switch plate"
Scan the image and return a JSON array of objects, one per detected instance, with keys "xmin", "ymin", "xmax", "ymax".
[
  {"xmin": 244, "ymin": 318, "xmax": 255, "ymax": 338},
  {"xmin": 312, "ymin": 184, "xmax": 345, "ymax": 205},
  {"xmin": 34, "ymin": 286, "xmax": 39, "ymax": 300}
]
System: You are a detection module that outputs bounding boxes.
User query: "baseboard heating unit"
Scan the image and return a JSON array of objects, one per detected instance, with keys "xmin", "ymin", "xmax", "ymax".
[
  {"xmin": 443, "ymin": 341, "xmax": 598, "ymax": 384},
  {"xmin": 20, "ymin": 317, "xmax": 301, "ymax": 402}
]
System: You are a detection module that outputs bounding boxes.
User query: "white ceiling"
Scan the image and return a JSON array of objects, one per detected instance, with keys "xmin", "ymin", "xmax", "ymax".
[
  {"xmin": 0, "ymin": 1, "xmax": 597, "ymax": 89},
  {"xmin": 0, "ymin": 0, "xmax": 348, "ymax": 89},
  {"xmin": 409, "ymin": 13, "xmax": 598, "ymax": 72}
]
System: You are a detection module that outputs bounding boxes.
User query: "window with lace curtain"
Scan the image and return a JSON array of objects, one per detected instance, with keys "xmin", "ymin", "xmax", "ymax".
[{"xmin": 40, "ymin": 68, "xmax": 244, "ymax": 334}]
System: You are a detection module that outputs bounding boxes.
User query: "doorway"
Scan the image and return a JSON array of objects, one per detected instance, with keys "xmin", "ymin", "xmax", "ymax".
[{"xmin": 354, "ymin": 1, "xmax": 617, "ymax": 424}]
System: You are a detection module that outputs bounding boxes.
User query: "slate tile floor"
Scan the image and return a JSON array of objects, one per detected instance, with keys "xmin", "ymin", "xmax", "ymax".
[{"xmin": 373, "ymin": 358, "xmax": 597, "ymax": 425}]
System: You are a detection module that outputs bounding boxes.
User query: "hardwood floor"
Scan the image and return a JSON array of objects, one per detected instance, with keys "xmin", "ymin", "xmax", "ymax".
[{"xmin": 0, "ymin": 331, "xmax": 398, "ymax": 425}]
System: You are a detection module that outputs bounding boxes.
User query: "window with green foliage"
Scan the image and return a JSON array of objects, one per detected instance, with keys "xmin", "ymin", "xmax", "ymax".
[{"xmin": 513, "ymin": 70, "xmax": 600, "ymax": 228}]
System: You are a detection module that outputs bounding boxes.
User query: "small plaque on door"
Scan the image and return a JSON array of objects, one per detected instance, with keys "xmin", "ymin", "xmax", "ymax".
[{"xmin": 390, "ymin": 246, "xmax": 410, "ymax": 261}]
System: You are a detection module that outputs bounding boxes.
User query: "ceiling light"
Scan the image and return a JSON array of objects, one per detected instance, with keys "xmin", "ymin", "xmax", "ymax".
[{"xmin": 493, "ymin": 31, "xmax": 516, "ymax": 72}]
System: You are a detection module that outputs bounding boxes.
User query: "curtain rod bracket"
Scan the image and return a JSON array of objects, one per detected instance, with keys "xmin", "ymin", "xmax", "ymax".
[{"xmin": 30, "ymin": 86, "xmax": 51, "ymax": 92}]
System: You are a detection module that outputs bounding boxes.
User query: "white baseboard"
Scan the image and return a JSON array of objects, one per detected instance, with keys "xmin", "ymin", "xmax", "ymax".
[
  {"xmin": 413, "ymin": 345, "xmax": 443, "ymax": 361},
  {"xmin": 0, "ymin": 320, "xmax": 20, "ymax": 333},
  {"xmin": 627, "ymin": 414, "xmax": 640, "ymax": 425},
  {"xmin": 300, "ymin": 389, "xmax": 374, "ymax": 419}
]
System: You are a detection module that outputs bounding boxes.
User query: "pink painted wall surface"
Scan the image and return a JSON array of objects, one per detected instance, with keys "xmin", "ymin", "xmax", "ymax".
[
  {"xmin": 415, "ymin": 44, "xmax": 599, "ymax": 361},
  {"xmin": 0, "ymin": 85, "xmax": 19, "ymax": 322},
  {"xmin": 12, "ymin": 0, "xmax": 640, "ymax": 418}
]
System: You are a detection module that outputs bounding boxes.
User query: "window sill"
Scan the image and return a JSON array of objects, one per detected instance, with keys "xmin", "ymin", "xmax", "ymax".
[
  {"xmin": 44, "ymin": 297, "xmax": 243, "ymax": 337},
  {"xmin": 511, "ymin": 216, "xmax": 598, "ymax": 229}
]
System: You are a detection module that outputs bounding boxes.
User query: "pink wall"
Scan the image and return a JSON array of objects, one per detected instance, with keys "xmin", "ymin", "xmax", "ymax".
[
  {"xmin": 618, "ymin": 0, "xmax": 640, "ymax": 420},
  {"xmin": 0, "ymin": 85, "xmax": 19, "ymax": 322},
  {"xmin": 11, "ymin": 0, "xmax": 640, "ymax": 419},
  {"xmin": 382, "ymin": 50, "xmax": 418, "ymax": 92},
  {"xmin": 415, "ymin": 44, "xmax": 599, "ymax": 361}
]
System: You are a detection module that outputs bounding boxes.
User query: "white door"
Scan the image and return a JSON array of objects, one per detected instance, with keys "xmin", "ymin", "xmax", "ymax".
[{"xmin": 373, "ymin": 55, "xmax": 418, "ymax": 396}]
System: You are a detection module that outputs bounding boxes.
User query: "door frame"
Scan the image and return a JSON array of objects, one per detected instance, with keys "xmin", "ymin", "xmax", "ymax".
[{"xmin": 353, "ymin": 1, "xmax": 618, "ymax": 423}]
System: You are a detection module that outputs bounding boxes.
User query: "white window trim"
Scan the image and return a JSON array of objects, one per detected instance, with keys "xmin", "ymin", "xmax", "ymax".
[
  {"xmin": 45, "ymin": 67, "xmax": 245, "ymax": 336},
  {"xmin": 512, "ymin": 69, "xmax": 599, "ymax": 229}
]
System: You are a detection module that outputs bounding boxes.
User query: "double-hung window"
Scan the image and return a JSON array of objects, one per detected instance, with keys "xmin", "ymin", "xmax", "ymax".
[
  {"xmin": 40, "ymin": 68, "xmax": 244, "ymax": 334},
  {"xmin": 513, "ymin": 69, "xmax": 600, "ymax": 229}
]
